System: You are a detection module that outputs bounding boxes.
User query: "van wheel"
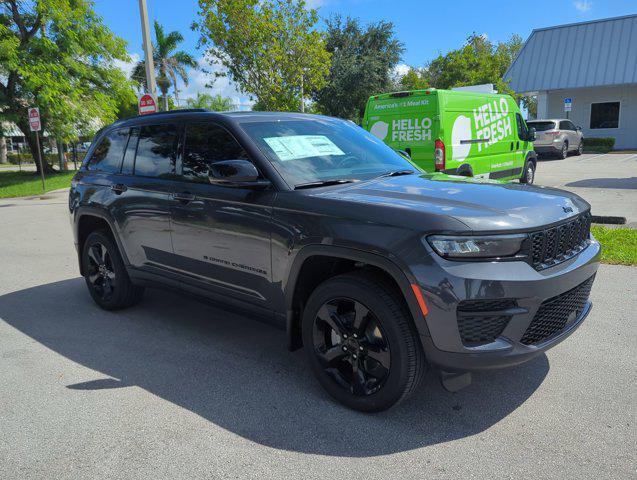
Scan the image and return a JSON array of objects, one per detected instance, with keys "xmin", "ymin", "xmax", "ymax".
[
  {"xmin": 559, "ymin": 141, "xmax": 568, "ymax": 159},
  {"xmin": 520, "ymin": 160, "xmax": 536, "ymax": 184},
  {"xmin": 82, "ymin": 230, "xmax": 144, "ymax": 310},
  {"xmin": 302, "ymin": 271, "xmax": 426, "ymax": 412},
  {"xmin": 575, "ymin": 141, "xmax": 584, "ymax": 156}
]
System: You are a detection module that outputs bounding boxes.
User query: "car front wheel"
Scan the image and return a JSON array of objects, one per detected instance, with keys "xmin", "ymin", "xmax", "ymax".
[
  {"xmin": 302, "ymin": 271, "xmax": 426, "ymax": 412},
  {"xmin": 575, "ymin": 141, "xmax": 584, "ymax": 156}
]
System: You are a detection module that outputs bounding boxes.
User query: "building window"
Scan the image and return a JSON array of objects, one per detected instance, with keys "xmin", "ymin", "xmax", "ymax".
[{"xmin": 590, "ymin": 102, "xmax": 620, "ymax": 129}]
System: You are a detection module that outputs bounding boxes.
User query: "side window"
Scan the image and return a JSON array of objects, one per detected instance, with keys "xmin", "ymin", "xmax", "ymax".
[
  {"xmin": 567, "ymin": 121, "xmax": 577, "ymax": 131},
  {"xmin": 87, "ymin": 128, "xmax": 129, "ymax": 173},
  {"xmin": 515, "ymin": 113, "xmax": 528, "ymax": 141},
  {"xmin": 121, "ymin": 128, "xmax": 139, "ymax": 175},
  {"xmin": 559, "ymin": 121, "xmax": 573, "ymax": 131},
  {"xmin": 182, "ymin": 122, "xmax": 250, "ymax": 183},
  {"xmin": 134, "ymin": 124, "xmax": 178, "ymax": 178}
]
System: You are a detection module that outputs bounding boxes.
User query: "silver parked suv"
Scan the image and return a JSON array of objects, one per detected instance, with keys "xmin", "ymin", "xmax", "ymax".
[{"xmin": 527, "ymin": 119, "xmax": 584, "ymax": 159}]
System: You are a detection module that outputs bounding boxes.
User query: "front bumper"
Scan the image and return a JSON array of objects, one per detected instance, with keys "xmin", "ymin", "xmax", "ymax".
[{"xmin": 409, "ymin": 238, "xmax": 600, "ymax": 372}]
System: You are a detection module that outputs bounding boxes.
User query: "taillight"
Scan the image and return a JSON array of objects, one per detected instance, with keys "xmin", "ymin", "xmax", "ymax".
[
  {"xmin": 434, "ymin": 139, "xmax": 445, "ymax": 171},
  {"xmin": 546, "ymin": 131, "xmax": 561, "ymax": 138}
]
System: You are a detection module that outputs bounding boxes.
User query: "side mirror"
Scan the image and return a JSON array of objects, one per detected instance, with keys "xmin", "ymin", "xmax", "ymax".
[
  {"xmin": 576, "ymin": 126, "xmax": 582, "ymax": 131},
  {"xmin": 208, "ymin": 160, "xmax": 270, "ymax": 188},
  {"xmin": 527, "ymin": 127, "xmax": 536, "ymax": 142},
  {"xmin": 397, "ymin": 149, "xmax": 411, "ymax": 159}
]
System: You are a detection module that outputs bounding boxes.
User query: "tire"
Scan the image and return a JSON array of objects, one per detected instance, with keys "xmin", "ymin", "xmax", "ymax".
[
  {"xmin": 520, "ymin": 160, "xmax": 536, "ymax": 184},
  {"xmin": 575, "ymin": 141, "xmax": 584, "ymax": 156},
  {"xmin": 302, "ymin": 271, "xmax": 426, "ymax": 412},
  {"xmin": 559, "ymin": 141, "xmax": 568, "ymax": 159},
  {"xmin": 82, "ymin": 230, "xmax": 144, "ymax": 310}
]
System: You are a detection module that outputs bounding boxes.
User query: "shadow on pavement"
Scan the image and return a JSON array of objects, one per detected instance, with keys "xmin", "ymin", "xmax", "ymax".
[
  {"xmin": 565, "ymin": 177, "xmax": 637, "ymax": 190},
  {"xmin": 0, "ymin": 278, "xmax": 549, "ymax": 457}
]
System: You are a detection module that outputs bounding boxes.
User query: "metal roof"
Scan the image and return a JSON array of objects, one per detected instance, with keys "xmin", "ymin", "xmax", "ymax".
[{"xmin": 504, "ymin": 14, "xmax": 637, "ymax": 93}]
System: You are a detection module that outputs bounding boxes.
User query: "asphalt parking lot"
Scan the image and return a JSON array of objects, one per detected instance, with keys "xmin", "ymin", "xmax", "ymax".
[
  {"xmin": 1, "ymin": 190, "xmax": 635, "ymax": 480},
  {"xmin": 534, "ymin": 152, "xmax": 637, "ymax": 227}
]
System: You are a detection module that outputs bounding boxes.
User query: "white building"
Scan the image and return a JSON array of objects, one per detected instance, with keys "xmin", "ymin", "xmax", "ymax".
[{"xmin": 504, "ymin": 15, "xmax": 637, "ymax": 150}]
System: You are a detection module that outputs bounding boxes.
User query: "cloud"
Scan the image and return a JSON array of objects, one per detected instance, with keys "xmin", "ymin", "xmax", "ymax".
[
  {"xmin": 574, "ymin": 0, "xmax": 592, "ymax": 12},
  {"xmin": 178, "ymin": 57, "xmax": 254, "ymax": 110},
  {"xmin": 392, "ymin": 63, "xmax": 411, "ymax": 78},
  {"xmin": 112, "ymin": 52, "xmax": 141, "ymax": 79}
]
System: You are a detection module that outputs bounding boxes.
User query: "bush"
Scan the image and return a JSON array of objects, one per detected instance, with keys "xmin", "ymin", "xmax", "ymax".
[
  {"xmin": 6, "ymin": 152, "xmax": 57, "ymax": 165},
  {"xmin": 583, "ymin": 137, "xmax": 615, "ymax": 152}
]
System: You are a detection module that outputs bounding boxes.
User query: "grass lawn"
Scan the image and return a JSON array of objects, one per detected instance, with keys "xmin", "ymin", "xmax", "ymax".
[
  {"xmin": 0, "ymin": 170, "xmax": 76, "ymax": 198},
  {"xmin": 591, "ymin": 225, "xmax": 637, "ymax": 266}
]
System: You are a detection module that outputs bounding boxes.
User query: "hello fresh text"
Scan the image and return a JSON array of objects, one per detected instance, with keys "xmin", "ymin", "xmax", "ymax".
[
  {"xmin": 473, "ymin": 98, "xmax": 512, "ymax": 151},
  {"xmin": 391, "ymin": 117, "xmax": 432, "ymax": 142}
]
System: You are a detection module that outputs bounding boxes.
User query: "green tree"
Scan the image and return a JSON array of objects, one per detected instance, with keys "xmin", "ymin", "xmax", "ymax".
[
  {"xmin": 132, "ymin": 21, "xmax": 197, "ymax": 111},
  {"xmin": 423, "ymin": 33, "xmax": 523, "ymax": 97},
  {"xmin": 397, "ymin": 67, "xmax": 429, "ymax": 91},
  {"xmin": 193, "ymin": 0, "xmax": 330, "ymax": 111},
  {"xmin": 312, "ymin": 16, "xmax": 404, "ymax": 122},
  {"xmin": 185, "ymin": 92, "xmax": 235, "ymax": 111},
  {"xmin": 0, "ymin": 0, "xmax": 135, "ymax": 173}
]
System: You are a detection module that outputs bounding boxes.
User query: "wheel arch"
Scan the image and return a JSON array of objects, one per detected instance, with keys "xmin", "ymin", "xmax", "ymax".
[
  {"xmin": 456, "ymin": 163, "xmax": 473, "ymax": 177},
  {"xmin": 76, "ymin": 208, "xmax": 128, "ymax": 276},
  {"xmin": 284, "ymin": 245, "xmax": 429, "ymax": 351}
]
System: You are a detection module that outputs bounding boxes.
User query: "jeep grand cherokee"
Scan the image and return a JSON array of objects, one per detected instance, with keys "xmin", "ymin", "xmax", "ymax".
[{"xmin": 69, "ymin": 110, "xmax": 600, "ymax": 412}]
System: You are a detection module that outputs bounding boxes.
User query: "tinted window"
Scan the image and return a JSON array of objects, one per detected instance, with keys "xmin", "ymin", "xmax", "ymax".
[
  {"xmin": 182, "ymin": 122, "xmax": 249, "ymax": 182},
  {"xmin": 121, "ymin": 128, "xmax": 139, "ymax": 175},
  {"xmin": 134, "ymin": 124, "xmax": 178, "ymax": 178},
  {"xmin": 528, "ymin": 121, "xmax": 556, "ymax": 131},
  {"xmin": 559, "ymin": 121, "xmax": 575, "ymax": 130},
  {"xmin": 590, "ymin": 102, "xmax": 619, "ymax": 129},
  {"xmin": 516, "ymin": 114, "xmax": 529, "ymax": 140},
  {"xmin": 88, "ymin": 128, "xmax": 129, "ymax": 173}
]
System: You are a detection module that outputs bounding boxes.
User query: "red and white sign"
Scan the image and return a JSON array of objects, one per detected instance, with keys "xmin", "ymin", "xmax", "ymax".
[
  {"xmin": 138, "ymin": 94, "xmax": 157, "ymax": 115},
  {"xmin": 28, "ymin": 107, "xmax": 41, "ymax": 132}
]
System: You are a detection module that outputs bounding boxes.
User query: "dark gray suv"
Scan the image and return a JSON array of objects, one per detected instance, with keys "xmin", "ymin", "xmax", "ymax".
[{"xmin": 69, "ymin": 110, "xmax": 600, "ymax": 412}]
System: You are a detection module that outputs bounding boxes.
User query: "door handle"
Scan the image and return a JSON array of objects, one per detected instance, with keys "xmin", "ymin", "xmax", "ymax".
[
  {"xmin": 172, "ymin": 192, "xmax": 196, "ymax": 203},
  {"xmin": 111, "ymin": 183, "xmax": 127, "ymax": 194}
]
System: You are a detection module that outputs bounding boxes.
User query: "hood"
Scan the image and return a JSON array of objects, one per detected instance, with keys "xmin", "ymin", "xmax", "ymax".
[{"xmin": 312, "ymin": 173, "xmax": 590, "ymax": 232}]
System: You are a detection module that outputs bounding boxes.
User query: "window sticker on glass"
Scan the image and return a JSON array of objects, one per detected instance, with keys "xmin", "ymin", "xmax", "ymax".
[{"xmin": 263, "ymin": 135, "xmax": 345, "ymax": 161}]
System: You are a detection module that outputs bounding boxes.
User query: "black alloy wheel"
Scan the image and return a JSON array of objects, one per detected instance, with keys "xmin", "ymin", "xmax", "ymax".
[
  {"xmin": 302, "ymin": 272, "xmax": 426, "ymax": 412},
  {"xmin": 82, "ymin": 230, "xmax": 144, "ymax": 310},
  {"xmin": 312, "ymin": 298, "xmax": 391, "ymax": 396},
  {"xmin": 86, "ymin": 242, "xmax": 116, "ymax": 302}
]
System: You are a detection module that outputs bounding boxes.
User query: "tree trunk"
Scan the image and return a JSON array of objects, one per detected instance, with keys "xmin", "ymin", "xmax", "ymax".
[
  {"xmin": 16, "ymin": 119, "xmax": 54, "ymax": 174},
  {"xmin": 0, "ymin": 136, "xmax": 7, "ymax": 164}
]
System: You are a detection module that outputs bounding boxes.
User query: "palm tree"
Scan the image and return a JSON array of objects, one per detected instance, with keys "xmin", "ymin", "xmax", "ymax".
[{"xmin": 132, "ymin": 21, "xmax": 197, "ymax": 111}]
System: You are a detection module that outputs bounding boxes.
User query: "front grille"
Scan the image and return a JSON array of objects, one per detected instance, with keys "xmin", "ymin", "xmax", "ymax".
[
  {"xmin": 529, "ymin": 212, "xmax": 591, "ymax": 270},
  {"xmin": 457, "ymin": 299, "xmax": 517, "ymax": 345},
  {"xmin": 520, "ymin": 276, "xmax": 595, "ymax": 345}
]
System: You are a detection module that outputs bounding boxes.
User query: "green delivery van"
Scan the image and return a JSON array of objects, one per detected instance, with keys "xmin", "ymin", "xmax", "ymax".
[{"xmin": 362, "ymin": 89, "xmax": 538, "ymax": 183}]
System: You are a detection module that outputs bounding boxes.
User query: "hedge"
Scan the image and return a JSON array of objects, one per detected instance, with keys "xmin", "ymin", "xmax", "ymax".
[
  {"xmin": 583, "ymin": 137, "xmax": 615, "ymax": 151},
  {"xmin": 6, "ymin": 153, "xmax": 58, "ymax": 165}
]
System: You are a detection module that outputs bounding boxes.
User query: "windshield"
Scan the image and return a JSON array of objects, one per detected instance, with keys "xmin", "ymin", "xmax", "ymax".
[
  {"xmin": 239, "ymin": 117, "xmax": 418, "ymax": 187},
  {"xmin": 528, "ymin": 121, "xmax": 556, "ymax": 131}
]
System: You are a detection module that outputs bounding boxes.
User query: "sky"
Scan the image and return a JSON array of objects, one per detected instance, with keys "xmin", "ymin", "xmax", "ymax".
[{"xmin": 94, "ymin": 0, "xmax": 636, "ymax": 107}]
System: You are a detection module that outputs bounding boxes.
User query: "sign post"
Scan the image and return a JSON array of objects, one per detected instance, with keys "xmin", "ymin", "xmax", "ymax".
[
  {"xmin": 28, "ymin": 107, "xmax": 45, "ymax": 191},
  {"xmin": 138, "ymin": 94, "xmax": 157, "ymax": 115},
  {"xmin": 564, "ymin": 98, "xmax": 572, "ymax": 119}
]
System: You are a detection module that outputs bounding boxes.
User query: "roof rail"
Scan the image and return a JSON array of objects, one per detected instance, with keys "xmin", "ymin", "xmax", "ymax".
[{"xmin": 116, "ymin": 108, "xmax": 209, "ymax": 123}]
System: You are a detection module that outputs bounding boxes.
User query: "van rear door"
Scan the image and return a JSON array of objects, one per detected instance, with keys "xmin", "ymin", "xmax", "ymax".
[{"xmin": 363, "ymin": 93, "xmax": 438, "ymax": 171}]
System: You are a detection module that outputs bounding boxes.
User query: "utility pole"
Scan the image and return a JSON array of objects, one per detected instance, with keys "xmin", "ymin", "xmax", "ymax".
[{"xmin": 138, "ymin": 0, "xmax": 157, "ymax": 100}]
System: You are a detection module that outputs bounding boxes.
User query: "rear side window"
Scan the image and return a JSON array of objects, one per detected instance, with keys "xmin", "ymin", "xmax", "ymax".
[
  {"xmin": 87, "ymin": 128, "xmax": 129, "ymax": 173},
  {"xmin": 134, "ymin": 124, "xmax": 178, "ymax": 178},
  {"xmin": 559, "ymin": 121, "xmax": 575, "ymax": 130},
  {"xmin": 528, "ymin": 121, "xmax": 555, "ymax": 132},
  {"xmin": 182, "ymin": 122, "xmax": 250, "ymax": 183}
]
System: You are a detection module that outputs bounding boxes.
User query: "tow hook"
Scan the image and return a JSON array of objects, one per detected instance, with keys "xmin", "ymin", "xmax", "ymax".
[{"xmin": 439, "ymin": 370, "xmax": 472, "ymax": 392}]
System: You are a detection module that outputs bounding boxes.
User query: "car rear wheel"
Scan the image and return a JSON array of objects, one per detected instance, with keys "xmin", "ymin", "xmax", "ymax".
[
  {"xmin": 82, "ymin": 230, "xmax": 144, "ymax": 310},
  {"xmin": 302, "ymin": 271, "xmax": 426, "ymax": 412},
  {"xmin": 575, "ymin": 141, "xmax": 584, "ymax": 156},
  {"xmin": 520, "ymin": 160, "xmax": 536, "ymax": 184},
  {"xmin": 559, "ymin": 141, "xmax": 568, "ymax": 159}
]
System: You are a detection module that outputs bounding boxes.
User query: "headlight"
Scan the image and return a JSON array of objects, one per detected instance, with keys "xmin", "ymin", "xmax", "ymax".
[{"xmin": 426, "ymin": 234, "xmax": 526, "ymax": 259}]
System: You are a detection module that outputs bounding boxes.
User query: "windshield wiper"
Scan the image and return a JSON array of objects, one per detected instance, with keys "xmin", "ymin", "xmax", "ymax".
[
  {"xmin": 294, "ymin": 179, "xmax": 356, "ymax": 190},
  {"xmin": 377, "ymin": 169, "xmax": 416, "ymax": 178}
]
